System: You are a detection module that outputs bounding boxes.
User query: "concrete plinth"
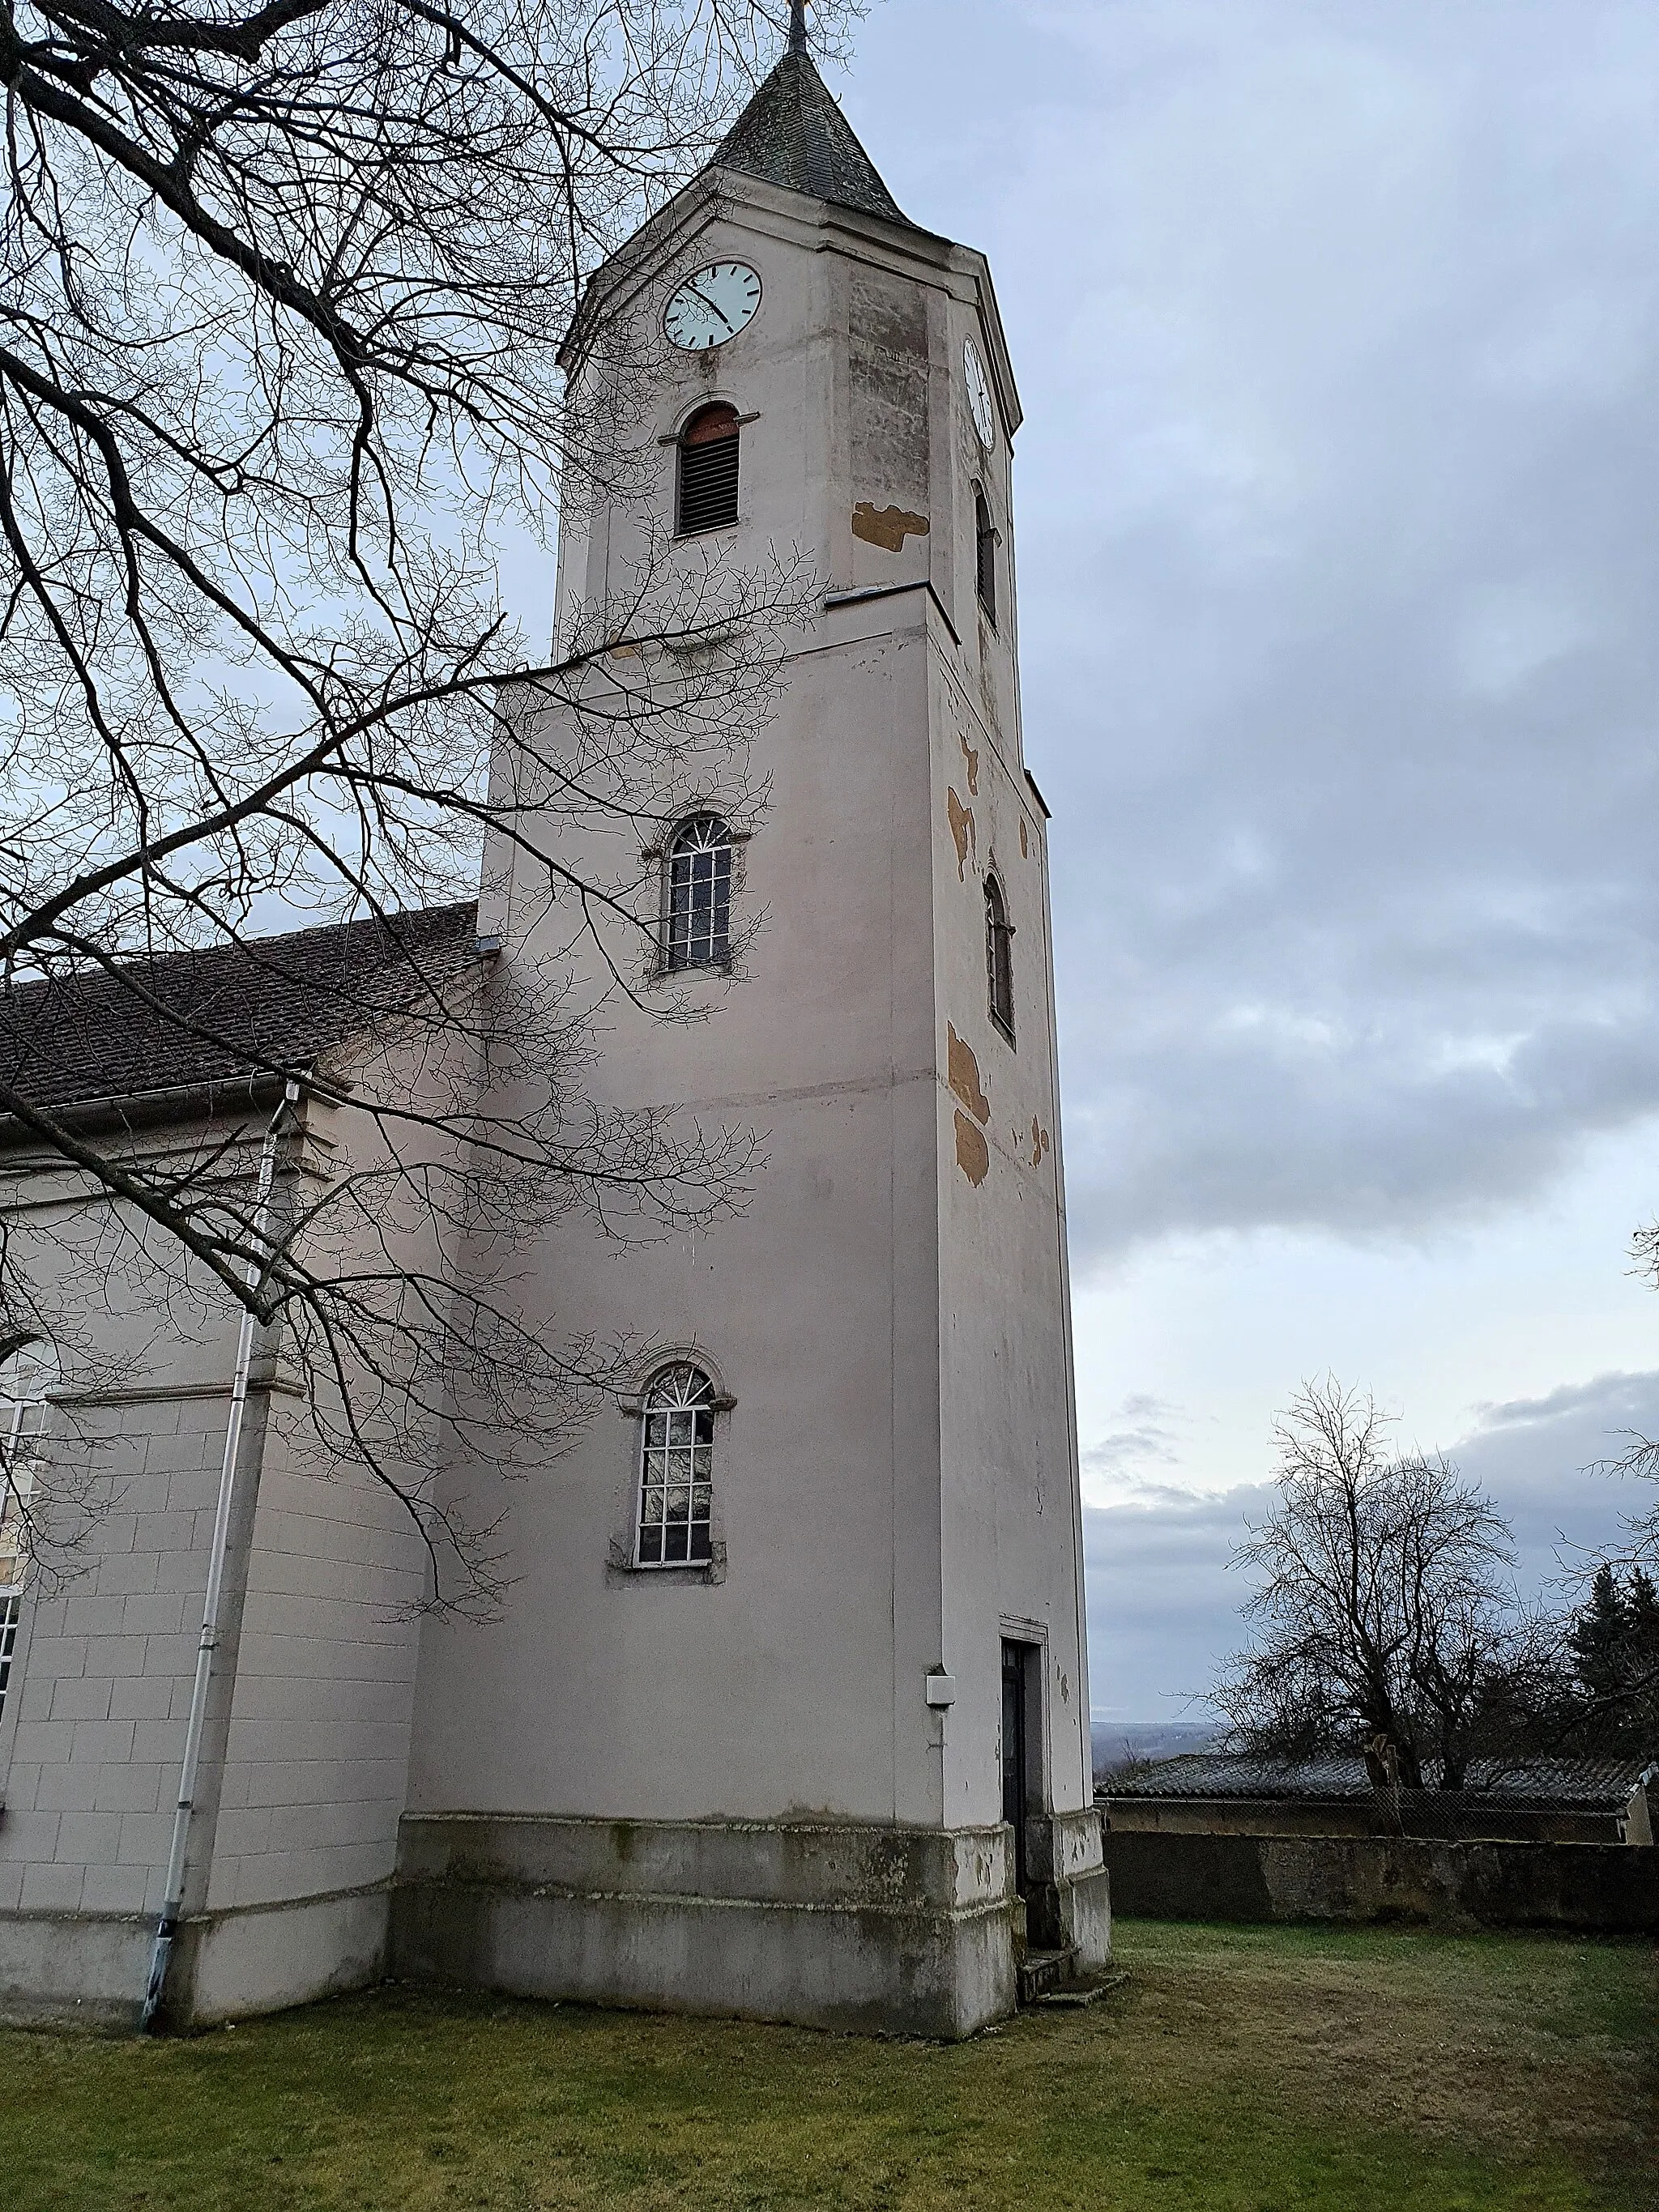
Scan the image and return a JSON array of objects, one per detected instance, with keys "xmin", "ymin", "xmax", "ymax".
[
  {"xmin": 0, "ymin": 1883, "xmax": 392, "ymax": 2031},
  {"xmin": 1024, "ymin": 1806, "xmax": 1112, "ymax": 1967},
  {"xmin": 0, "ymin": 1910, "xmax": 153, "ymax": 2031},
  {"xmin": 391, "ymin": 1813, "xmax": 1020, "ymax": 2039}
]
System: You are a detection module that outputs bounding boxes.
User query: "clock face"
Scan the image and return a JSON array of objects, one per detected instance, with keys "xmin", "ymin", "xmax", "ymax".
[
  {"xmin": 665, "ymin": 262, "xmax": 763, "ymax": 352},
  {"xmin": 964, "ymin": 337, "xmax": 996, "ymax": 450}
]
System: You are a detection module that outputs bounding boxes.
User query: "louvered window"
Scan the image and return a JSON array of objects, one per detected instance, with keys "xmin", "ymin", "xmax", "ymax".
[
  {"xmin": 666, "ymin": 815, "xmax": 732, "ymax": 970},
  {"xmin": 678, "ymin": 403, "xmax": 741, "ymax": 535},
  {"xmin": 975, "ymin": 487, "xmax": 997, "ymax": 624},
  {"xmin": 637, "ymin": 1364, "xmax": 716, "ymax": 1566},
  {"xmin": 986, "ymin": 875, "xmax": 1014, "ymax": 1042}
]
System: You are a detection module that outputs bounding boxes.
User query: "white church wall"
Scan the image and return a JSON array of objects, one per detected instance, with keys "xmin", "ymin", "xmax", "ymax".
[
  {"xmin": 188, "ymin": 1029, "xmax": 466, "ymax": 1955},
  {"xmin": 0, "ymin": 1012, "xmax": 467, "ymax": 2022},
  {"xmin": 0, "ymin": 1145, "xmax": 267, "ymax": 2021},
  {"xmin": 408, "ymin": 618, "xmax": 952, "ymax": 1829}
]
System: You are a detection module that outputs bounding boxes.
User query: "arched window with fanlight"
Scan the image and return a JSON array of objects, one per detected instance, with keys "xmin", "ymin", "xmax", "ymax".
[
  {"xmin": 677, "ymin": 403, "xmax": 741, "ymax": 535},
  {"xmin": 666, "ymin": 814, "xmax": 732, "ymax": 971},
  {"xmin": 0, "ymin": 1340, "xmax": 58, "ymax": 1723},
  {"xmin": 636, "ymin": 1363, "xmax": 716, "ymax": 1566},
  {"xmin": 975, "ymin": 485, "xmax": 998, "ymax": 624},
  {"xmin": 985, "ymin": 874, "xmax": 1015, "ymax": 1043}
]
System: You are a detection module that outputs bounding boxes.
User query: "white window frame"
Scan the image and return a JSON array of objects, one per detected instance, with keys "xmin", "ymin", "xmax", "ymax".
[
  {"xmin": 0, "ymin": 1341, "xmax": 58, "ymax": 1725},
  {"xmin": 634, "ymin": 1362, "xmax": 717, "ymax": 1568},
  {"xmin": 985, "ymin": 872, "xmax": 1015, "ymax": 1043},
  {"xmin": 665, "ymin": 816, "xmax": 733, "ymax": 972}
]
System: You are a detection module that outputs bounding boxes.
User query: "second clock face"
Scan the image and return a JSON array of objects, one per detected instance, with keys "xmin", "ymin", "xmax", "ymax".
[
  {"xmin": 665, "ymin": 262, "xmax": 763, "ymax": 352},
  {"xmin": 964, "ymin": 337, "xmax": 996, "ymax": 450}
]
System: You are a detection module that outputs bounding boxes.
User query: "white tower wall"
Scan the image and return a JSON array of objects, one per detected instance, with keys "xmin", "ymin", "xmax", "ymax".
[{"xmin": 395, "ymin": 146, "xmax": 1107, "ymax": 2034}]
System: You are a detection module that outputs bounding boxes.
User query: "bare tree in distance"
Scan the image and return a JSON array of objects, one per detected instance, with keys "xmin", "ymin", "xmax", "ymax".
[
  {"xmin": 1212, "ymin": 1379, "xmax": 1553, "ymax": 1797},
  {"xmin": 1590, "ymin": 1220, "xmax": 1659, "ymax": 1576},
  {"xmin": 0, "ymin": 0, "xmax": 864, "ymax": 1607}
]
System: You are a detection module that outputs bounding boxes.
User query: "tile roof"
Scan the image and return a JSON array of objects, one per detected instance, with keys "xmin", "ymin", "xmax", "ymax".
[
  {"xmin": 0, "ymin": 903, "xmax": 481, "ymax": 1115},
  {"xmin": 1098, "ymin": 1752, "xmax": 1652, "ymax": 1813},
  {"xmin": 710, "ymin": 49, "xmax": 915, "ymax": 228}
]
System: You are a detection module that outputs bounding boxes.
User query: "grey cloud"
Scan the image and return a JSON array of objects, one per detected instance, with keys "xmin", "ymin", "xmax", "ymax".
[
  {"xmin": 836, "ymin": 8, "xmax": 1659, "ymax": 1708},
  {"xmin": 1451, "ymin": 1366, "xmax": 1659, "ymax": 1555},
  {"xmin": 1082, "ymin": 1485, "xmax": 1265, "ymax": 1720},
  {"xmin": 1079, "ymin": 1391, "xmax": 1186, "ymax": 1481},
  {"xmin": 853, "ymin": 0, "xmax": 1659, "ymax": 1268},
  {"xmin": 1081, "ymin": 1369, "xmax": 1659, "ymax": 1716}
]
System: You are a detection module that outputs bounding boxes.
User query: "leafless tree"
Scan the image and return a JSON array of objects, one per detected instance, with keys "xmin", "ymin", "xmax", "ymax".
[
  {"xmin": 1213, "ymin": 1379, "xmax": 1545, "ymax": 1792},
  {"xmin": 0, "ymin": 0, "xmax": 863, "ymax": 1608},
  {"xmin": 1591, "ymin": 1221, "xmax": 1659, "ymax": 1576}
]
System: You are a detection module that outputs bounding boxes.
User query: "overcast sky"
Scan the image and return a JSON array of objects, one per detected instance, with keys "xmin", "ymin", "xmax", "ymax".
[{"xmin": 834, "ymin": 0, "xmax": 1659, "ymax": 1718}]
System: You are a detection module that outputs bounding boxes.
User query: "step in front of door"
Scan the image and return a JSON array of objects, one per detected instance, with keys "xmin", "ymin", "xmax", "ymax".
[{"xmin": 1016, "ymin": 1948, "xmax": 1076, "ymax": 2005}]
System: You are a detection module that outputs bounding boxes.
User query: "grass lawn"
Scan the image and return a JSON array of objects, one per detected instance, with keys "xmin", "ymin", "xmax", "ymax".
[{"xmin": 4, "ymin": 1920, "xmax": 1653, "ymax": 2210}]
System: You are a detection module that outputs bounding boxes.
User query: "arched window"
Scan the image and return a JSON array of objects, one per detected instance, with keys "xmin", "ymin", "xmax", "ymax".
[
  {"xmin": 637, "ymin": 1363, "xmax": 716, "ymax": 1566},
  {"xmin": 666, "ymin": 815, "xmax": 732, "ymax": 971},
  {"xmin": 975, "ymin": 486, "xmax": 997, "ymax": 624},
  {"xmin": 985, "ymin": 875, "xmax": 1015, "ymax": 1042},
  {"xmin": 0, "ymin": 1340, "xmax": 58, "ymax": 1723},
  {"xmin": 677, "ymin": 403, "xmax": 741, "ymax": 535}
]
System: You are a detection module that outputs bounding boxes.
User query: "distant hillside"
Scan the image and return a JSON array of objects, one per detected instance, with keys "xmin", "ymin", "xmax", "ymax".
[{"xmin": 1091, "ymin": 1720, "xmax": 1223, "ymax": 1783}]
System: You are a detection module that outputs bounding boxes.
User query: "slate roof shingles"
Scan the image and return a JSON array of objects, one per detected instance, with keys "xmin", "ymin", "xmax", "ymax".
[
  {"xmin": 0, "ymin": 902, "xmax": 481, "ymax": 1115},
  {"xmin": 710, "ymin": 49, "xmax": 915, "ymax": 228}
]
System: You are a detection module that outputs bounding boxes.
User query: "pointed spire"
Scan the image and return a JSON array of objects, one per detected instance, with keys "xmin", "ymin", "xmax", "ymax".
[{"xmin": 709, "ymin": 25, "xmax": 915, "ymax": 228}]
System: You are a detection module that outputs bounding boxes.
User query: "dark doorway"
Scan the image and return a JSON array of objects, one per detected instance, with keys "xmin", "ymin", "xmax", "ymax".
[{"xmin": 1000, "ymin": 1639, "xmax": 1035, "ymax": 1894}]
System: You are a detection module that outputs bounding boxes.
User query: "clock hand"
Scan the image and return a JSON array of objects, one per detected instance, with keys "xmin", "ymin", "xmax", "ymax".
[{"xmin": 686, "ymin": 280, "xmax": 735, "ymax": 333}]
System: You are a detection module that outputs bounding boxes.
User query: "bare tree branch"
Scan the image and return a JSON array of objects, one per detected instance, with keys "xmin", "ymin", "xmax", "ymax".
[{"xmin": 0, "ymin": 0, "xmax": 860, "ymax": 1609}]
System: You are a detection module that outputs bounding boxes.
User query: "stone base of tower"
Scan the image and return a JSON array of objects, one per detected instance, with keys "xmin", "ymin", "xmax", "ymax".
[
  {"xmin": 390, "ymin": 1813, "xmax": 1030, "ymax": 2039},
  {"xmin": 1023, "ymin": 1807, "xmax": 1114, "ymax": 1968}
]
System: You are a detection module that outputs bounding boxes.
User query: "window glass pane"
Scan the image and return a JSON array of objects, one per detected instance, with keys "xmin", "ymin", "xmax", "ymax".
[
  {"xmin": 666, "ymin": 820, "xmax": 733, "ymax": 970},
  {"xmin": 638, "ymin": 1363, "xmax": 718, "ymax": 1566},
  {"xmin": 0, "ymin": 1592, "xmax": 19, "ymax": 1724}
]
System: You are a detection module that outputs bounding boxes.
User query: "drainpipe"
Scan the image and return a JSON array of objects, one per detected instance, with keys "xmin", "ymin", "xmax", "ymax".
[{"xmin": 139, "ymin": 1081, "xmax": 298, "ymax": 2032}]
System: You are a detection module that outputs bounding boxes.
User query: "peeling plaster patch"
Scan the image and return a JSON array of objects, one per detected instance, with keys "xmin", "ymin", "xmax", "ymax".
[
  {"xmin": 954, "ymin": 1110, "xmax": 990, "ymax": 1187},
  {"xmin": 946, "ymin": 787, "xmax": 975, "ymax": 880},
  {"xmin": 958, "ymin": 731, "xmax": 979, "ymax": 795},
  {"xmin": 1030, "ymin": 1117, "xmax": 1051, "ymax": 1169},
  {"xmin": 1019, "ymin": 817, "xmax": 1029, "ymax": 859},
  {"xmin": 852, "ymin": 503, "xmax": 930, "ymax": 552},
  {"xmin": 948, "ymin": 1024, "xmax": 990, "ymax": 1123}
]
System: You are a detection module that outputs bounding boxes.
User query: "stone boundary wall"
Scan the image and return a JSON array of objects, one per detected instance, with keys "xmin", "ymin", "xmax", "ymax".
[{"xmin": 1103, "ymin": 1831, "xmax": 1659, "ymax": 1934}]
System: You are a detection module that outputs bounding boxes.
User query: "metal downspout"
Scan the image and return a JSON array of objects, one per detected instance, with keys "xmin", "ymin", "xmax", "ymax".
[{"xmin": 139, "ymin": 1081, "xmax": 298, "ymax": 2031}]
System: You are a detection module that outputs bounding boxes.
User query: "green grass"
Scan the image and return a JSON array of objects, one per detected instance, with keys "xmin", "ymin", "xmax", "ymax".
[{"xmin": 5, "ymin": 1921, "xmax": 1654, "ymax": 2210}]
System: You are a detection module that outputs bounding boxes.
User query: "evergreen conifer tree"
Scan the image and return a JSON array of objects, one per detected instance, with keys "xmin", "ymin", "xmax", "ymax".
[{"xmin": 1568, "ymin": 1564, "xmax": 1631, "ymax": 1704}]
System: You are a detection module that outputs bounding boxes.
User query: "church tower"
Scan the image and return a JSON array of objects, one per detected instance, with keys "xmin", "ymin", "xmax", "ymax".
[{"xmin": 394, "ymin": 21, "xmax": 1109, "ymax": 2037}]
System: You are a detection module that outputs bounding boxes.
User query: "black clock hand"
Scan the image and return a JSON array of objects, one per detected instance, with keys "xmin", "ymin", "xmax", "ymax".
[{"xmin": 686, "ymin": 279, "xmax": 735, "ymax": 333}]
